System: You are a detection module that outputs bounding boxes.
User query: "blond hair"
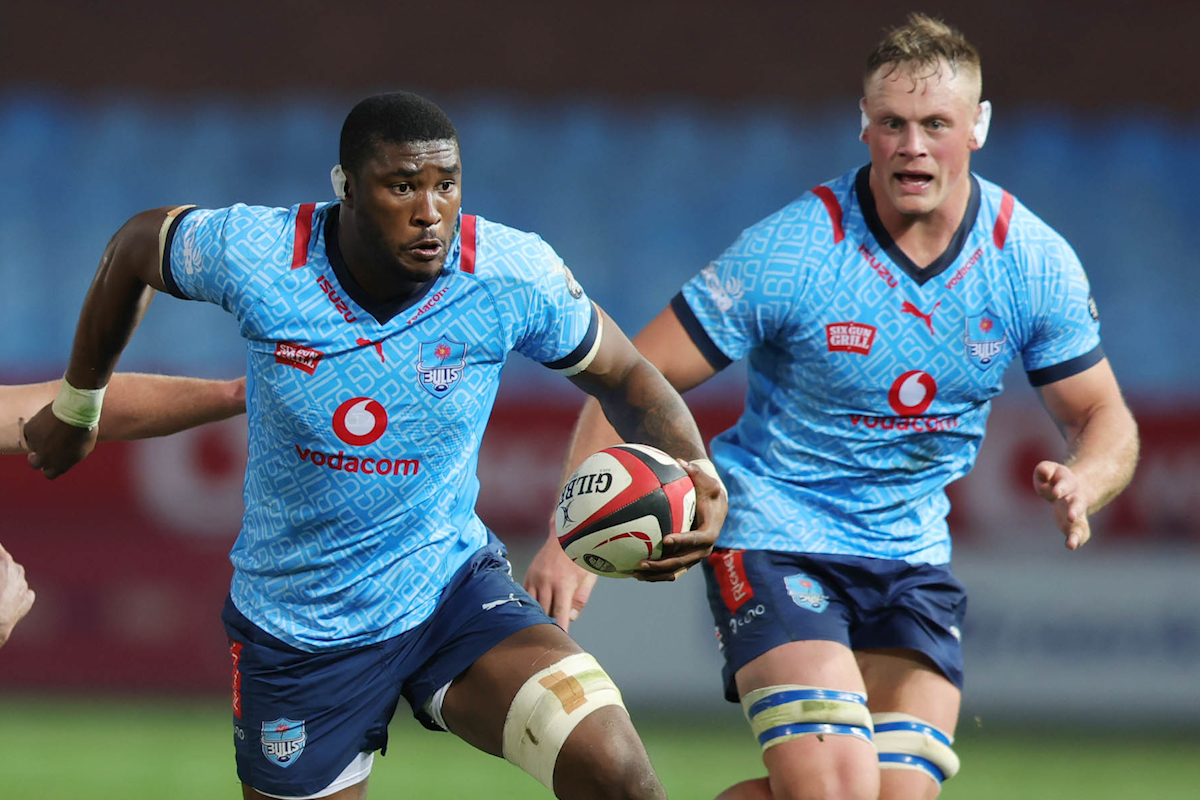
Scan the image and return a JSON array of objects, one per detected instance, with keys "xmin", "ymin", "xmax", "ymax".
[{"xmin": 865, "ymin": 13, "xmax": 981, "ymax": 97}]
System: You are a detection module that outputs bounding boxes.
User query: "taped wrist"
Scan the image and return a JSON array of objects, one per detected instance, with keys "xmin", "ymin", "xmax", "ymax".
[{"xmin": 51, "ymin": 377, "xmax": 106, "ymax": 430}]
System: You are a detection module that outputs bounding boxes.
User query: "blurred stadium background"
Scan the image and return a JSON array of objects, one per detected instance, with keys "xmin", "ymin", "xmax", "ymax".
[{"xmin": 1, "ymin": 1, "xmax": 1198, "ymax": 797}]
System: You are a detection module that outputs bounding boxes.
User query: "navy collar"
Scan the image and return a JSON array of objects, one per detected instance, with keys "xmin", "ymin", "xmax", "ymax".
[
  {"xmin": 855, "ymin": 165, "xmax": 981, "ymax": 286},
  {"xmin": 324, "ymin": 204, "xmax": 444, "ymax": 325}
]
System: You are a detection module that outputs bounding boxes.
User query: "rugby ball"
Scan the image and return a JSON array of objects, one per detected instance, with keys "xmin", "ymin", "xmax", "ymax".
[{"xmin": 555, "ymin": 444, "xmax": 696, "ymax": 578}]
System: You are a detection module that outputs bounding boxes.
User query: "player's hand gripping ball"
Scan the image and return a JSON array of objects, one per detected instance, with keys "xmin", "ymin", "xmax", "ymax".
[{"xmin": 555, "ymin": 444, "xmax": 696, "ymax": 578}]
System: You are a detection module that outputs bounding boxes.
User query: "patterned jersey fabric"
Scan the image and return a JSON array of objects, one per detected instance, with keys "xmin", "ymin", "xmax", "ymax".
[
  {"xmin": 163, "ymin": 203, "xmax": 597, "ymax": 650},
  {"xmin": 676, "ymin": 166, "xmax": 1101, "ymax": 564}
]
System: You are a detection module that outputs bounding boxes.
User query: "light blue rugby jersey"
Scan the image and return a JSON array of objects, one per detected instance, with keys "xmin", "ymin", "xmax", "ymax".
[
  {"xmin": 162, "ymin": 203, "xmax": 599, "ymax": 650},
  {"xmin": 676, "ymin": 166, "xmax": 1102, "ymax": 564}
]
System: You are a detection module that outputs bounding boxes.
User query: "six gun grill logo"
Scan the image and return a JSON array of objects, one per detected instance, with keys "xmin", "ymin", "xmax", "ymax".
[
  {"xmin": 417, "ymin": 335, "xmax": 467, "ymax": 398},
  {"xmin": 964, "ymin": 308, "xmax": 1007, "ymax": 369},
  {"xmin": 261, "ymin": 718, "xmax": 306, "ymax": 768}
]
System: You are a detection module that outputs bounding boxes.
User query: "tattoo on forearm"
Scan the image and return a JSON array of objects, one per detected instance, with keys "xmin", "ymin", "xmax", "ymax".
[{"xmin": 600, "ymin": 366, "xmax": 705, "ymax": 461}]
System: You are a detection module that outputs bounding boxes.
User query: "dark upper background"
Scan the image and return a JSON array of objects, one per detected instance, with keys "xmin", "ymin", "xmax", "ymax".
[{"xmin": 3, "ymin": 1, "xmax": 1196, "ymax": 112}]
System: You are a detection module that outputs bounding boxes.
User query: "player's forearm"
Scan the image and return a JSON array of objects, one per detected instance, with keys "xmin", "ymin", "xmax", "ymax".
[
  {"xmin": 64, "ymin": 211, "xmax": 168, "ymax": 390},
  {"xmin": 97, "ymin": 375, "xmax": 246, "ymax": 442},
  {"xmin": 1064, "ymin": 402, "xmax": 1139, "ymax": 514},
  {"xmin": 589, "ymin": 358, "xmax": 708, "ymax": 464},
  {"xmin": 556, "ymin": 398, "xmax": 621, "ymax": 487}
]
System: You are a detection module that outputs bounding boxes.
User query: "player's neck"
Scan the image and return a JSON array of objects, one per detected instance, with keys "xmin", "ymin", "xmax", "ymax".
[
  {"xmin": 336, "ymin": 211, "xmax": 428, "ymax": 303},
  {"xmin": 871, "ymin": 177, "xmax": 972, "ymax": 270}
]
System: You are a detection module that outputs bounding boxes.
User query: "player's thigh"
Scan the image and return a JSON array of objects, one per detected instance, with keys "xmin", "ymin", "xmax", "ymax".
[
  {"xmin": 856, "ymin": 647, "xmax": 960, "ymax": 733},
  {"xmin": 858, "ymin": 648, "xmax": 961, "ymax": 800},
  {"xmin": 439, "ymin": 622, "xmax": 583, "ymax": 755},
  {"xmin": 735, "ymin": 641, "xmax": 880, "ymax": 800}
]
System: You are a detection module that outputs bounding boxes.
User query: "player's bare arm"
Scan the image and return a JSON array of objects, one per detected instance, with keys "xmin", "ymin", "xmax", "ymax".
[
  {"xmin": 526, "ymin": 304, "xmax": 721, "ymax": 626},
  {"xmin": 1034, "ymin": 358, "xmax": 1139, "ymax": 549},
  {"xmin": 1, "ymin": 374, "xmax": 245, "ymax": 456},
  {"xmin": 23, "ymin": 207, "xmax": 176, "ymax": 478},
  {"xmin": 0, "ymin": 542, "xmax": 36, "ymax": 649},
  {"xmin": 565, "ymin": 305, "xmax": 726, "ymax": 582}
]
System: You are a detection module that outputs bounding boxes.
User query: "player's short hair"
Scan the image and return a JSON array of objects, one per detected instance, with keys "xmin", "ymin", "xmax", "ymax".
[
  {"xmin": 339, "ymin": 91, "xmax": 459, "ymax": 175},
  {"xmin": 865, "ymin": 13, "xmax": 981, "ymax": 97}
]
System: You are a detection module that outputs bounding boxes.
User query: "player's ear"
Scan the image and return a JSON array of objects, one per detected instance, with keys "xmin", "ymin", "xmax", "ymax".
[
  {"xmin": 968, "ymin": 100, "xmax": 992, "ymax": 151},
  {"xmin": 331, "ymin": 164, "xmax": 353, "ymax": 207}
]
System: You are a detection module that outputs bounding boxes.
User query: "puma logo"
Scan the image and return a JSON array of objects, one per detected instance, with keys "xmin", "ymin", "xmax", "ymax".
[
  {"xmin": 357, "ymin": 338, "xmax": 386, "ymax": 363},
  {"xmin": 900, "ymin": 300, "xmax": 941, "ymax": 335},
  {"xmin": 482, "ymin": 594, "xmax": 522, "ymax": 611}
]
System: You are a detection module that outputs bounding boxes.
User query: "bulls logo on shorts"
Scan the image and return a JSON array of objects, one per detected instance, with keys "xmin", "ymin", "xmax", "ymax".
[
  {"xmin": 261, "ymin": 718, "xmax": 307, "ymax": 768},
  {"xmin": 784, "ymin": 573, "xmax": 828, "ymax": 613}
]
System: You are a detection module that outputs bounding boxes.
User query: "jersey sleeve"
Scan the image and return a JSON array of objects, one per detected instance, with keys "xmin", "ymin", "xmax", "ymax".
[
  {"xmin": 497, "ymin": 235, "xmax": 599, "ymax": 375},
  {"xmin": 1020, "ymin": 236, "xmax": 1104, "ymax": 386},
  {"xmin": 160, "ymin": 203, "xmax": 296, "ymax": 322},
  {"xmin": 675, "ymin": 212, "xmax": 799, "ymax": 369}
]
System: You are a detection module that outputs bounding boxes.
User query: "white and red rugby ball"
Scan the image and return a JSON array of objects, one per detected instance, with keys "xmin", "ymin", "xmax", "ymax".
[{"xmin": 555, "ymin": 444, "xmax": 696, "ymax": 578}]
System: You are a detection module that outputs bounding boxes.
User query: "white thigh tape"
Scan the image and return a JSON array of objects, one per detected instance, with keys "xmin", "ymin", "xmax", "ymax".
[
  {"xmin": 873, "ymin": 712, "xmax": 960, "ymax": 784},
  {"xmin": 502, "ymin": 652, "xmax": 625, "ymax": 792},
  {"xmin": 742, "ymin": 684, "xmax": 873, "ymax": 751}
]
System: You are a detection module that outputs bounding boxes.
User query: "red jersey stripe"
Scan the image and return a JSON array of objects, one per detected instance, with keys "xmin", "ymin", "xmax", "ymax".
[
  {"xmin": 291, "ymin": 203, "xmax": 316, "ymax": 269},
  {"xmin": 460, "ymin": 214, "xmax": 477, "ymax": 274},
  {"xmin": 812, "ymin": 186, "xmax": 845, "ymax": 244},
  {"xmin": 993, "ymin": 191, "xmax": 1015, "ymax": 250}
]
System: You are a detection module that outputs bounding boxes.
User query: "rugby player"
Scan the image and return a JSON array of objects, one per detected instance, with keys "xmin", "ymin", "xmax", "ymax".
[
  {"xmin": 525, "ymin": 14, "xmax": 1139, "ymax": 800},
  {"xmin": 24, "ymin": 91, "xmax": 727, "ymax": 800}
]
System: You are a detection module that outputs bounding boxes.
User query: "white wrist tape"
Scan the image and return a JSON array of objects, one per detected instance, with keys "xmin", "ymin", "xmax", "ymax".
[
  {"xmin": 51, "ymin": 377, "xmax": 106, "ymax": 430},
  {"xmin": 692, "ymin": 458, "xmax": 727, "ymax": 496}
]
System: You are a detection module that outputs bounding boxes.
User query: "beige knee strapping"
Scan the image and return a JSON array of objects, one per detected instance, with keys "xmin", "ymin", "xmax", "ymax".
[
  {"xmin": 501, "ymin": 652, "xmax": 626, "ymax": 791},
  {"xmin": 741, "ymin": 684, "xmax": 874, "ymax": 751},
  {"xmin": 872, "ymin": 712, "xmax": 960, "ymax": 784}
]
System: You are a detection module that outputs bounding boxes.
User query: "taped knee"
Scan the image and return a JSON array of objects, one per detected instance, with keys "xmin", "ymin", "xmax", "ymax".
[
  {"xmin": 741, "ymin": 684, "xmax": 873, "ymax": 752},
  {"xmin": 872, "ymin": 712, "xmax": 960, "ymax": 785},
  {"xmin": 501, "ymin": 652, "xmax": 626, "ymax": 792}
]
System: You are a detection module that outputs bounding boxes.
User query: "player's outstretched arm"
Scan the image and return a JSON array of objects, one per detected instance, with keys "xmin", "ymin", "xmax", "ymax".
[
  {"xmin": 1, "ymin": 375, "xmax": 245, "ymax": 456},
  {"xmin": 525, "ymin": 304, "xmax": 721, "ymax": 629},
  {"xmin": 1034, "ymin": 358, "xmax": 1139, "ymax": 550},
  {"xmin": 93, "ymin": 373, "xmax": 246, "ymax": 443},
  {"xmin": 23, "ymin": 208, "xmax": 176, "ymax": 478},
  {"xmin": 0, "ymin": 542, "xmax": 35, "ymax": 649}
]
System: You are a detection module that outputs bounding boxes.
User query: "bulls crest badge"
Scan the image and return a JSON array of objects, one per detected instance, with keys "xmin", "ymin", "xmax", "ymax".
[
  {"xmin": 784, "ymin": 572, "xmax": 828, "ymax": 613},
  {"xmin": 964, "ymin": 308, "xmax": 1007, "ymax": 370},
  {"xmin": 417, "ymin": 335, "xmax": 467, "ymax": 398},
  {"xmin": 261, "ymin": 718, "xmax": 306, "ymax": 768}
]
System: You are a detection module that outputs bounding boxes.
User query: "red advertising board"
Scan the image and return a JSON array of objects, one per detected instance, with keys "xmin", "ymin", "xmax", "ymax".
[{"xmin": 0, "ymin": 395, "xmax": 1195, "ymax": 691}]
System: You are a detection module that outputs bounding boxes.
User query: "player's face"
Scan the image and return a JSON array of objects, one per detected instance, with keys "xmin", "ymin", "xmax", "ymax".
[
  {"xmin": 348, "ymin": 139, "xmax": 462, "ymax": 284},
  {"xmin": 862, "ymin": 60, "xmax": 982, "ymax": 219}
]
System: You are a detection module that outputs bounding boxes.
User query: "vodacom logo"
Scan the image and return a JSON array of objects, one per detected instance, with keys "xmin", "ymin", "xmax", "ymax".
[
  {"xmin": 887, "ymin": 370, "xmax": 938, "ymax": 416},
  {"xmin": 332, "ymin": 397, "xmax": 388, "ymax": 446}
]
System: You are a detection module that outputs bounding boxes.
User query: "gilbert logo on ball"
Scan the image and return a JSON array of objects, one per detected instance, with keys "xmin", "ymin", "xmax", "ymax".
[{"xmin": 556, "ymin": 444, "xmax": 696, "ymax": 578}]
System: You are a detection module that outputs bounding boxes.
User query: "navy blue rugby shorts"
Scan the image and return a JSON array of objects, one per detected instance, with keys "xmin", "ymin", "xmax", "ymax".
[
  {"xmin": 702, "ymin": 548, "xmax": 967, "ymax": 702},
  {"xmin": 222, "ymin": 535, "xmax": 555, "ymax": 798}
]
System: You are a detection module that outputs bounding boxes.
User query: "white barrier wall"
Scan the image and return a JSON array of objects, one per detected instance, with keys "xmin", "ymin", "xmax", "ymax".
[{"xmin": 552, "ymin": 548, "xmax": 1200, "ymax": 722}]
